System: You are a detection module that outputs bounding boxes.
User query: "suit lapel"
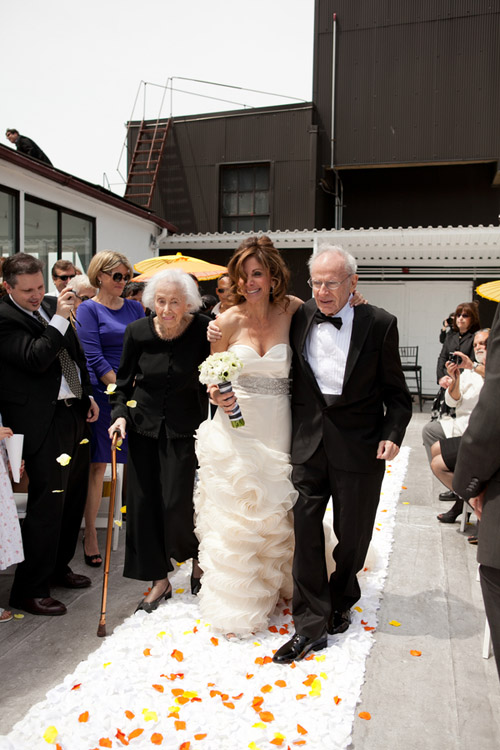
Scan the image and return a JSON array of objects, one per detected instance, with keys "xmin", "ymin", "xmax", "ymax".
[{"xmin": 343, "ymin": 305, "xmax": 373, "ymax": 387}]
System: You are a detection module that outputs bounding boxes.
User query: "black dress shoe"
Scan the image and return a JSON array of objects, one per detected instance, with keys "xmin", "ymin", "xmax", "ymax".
[
  {"xmin": 9, "ymin": 596, "xmax": 67, "ymax": 616},
  {"xmin": 439, "ymin": 490, "xmax": 459, "ymax": 501},
  {"xmin": 53, "ymin": 571, "xmax": 92, "ymax": 588},
  {"xmin": 272, "ymin": 633, "xmax": 328, "ymax": 664},
  {"xmin": 327, "ymin": 609, "xmax": 351, "ymax": 635},
  {"xmin": 191, "ymin": 575, "xmax": 202, "ymax": 595}
]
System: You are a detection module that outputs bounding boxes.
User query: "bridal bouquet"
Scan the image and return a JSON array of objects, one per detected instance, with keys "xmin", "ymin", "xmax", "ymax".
[{"xmin": 199, "ymin": 352, "xmax": 245, "ymax": 428}]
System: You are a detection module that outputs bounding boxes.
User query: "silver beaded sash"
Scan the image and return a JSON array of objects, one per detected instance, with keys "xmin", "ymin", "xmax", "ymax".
[{"xmin": 237, "ymin": 375, "xmax": 290, "ymax": 395}]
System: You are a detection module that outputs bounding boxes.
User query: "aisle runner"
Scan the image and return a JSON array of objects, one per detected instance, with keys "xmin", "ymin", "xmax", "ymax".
[{"xmin": 2, "ymin": 449, "xmax": 409, "ymax": 750}]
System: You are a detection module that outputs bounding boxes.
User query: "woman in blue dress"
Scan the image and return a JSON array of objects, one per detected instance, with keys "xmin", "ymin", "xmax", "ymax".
[{"xmin": 76, "ymin": 251, "xmax": 144, "ymax": 566}]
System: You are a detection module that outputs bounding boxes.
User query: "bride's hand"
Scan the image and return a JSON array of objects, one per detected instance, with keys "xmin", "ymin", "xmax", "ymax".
[
  {"xmin": 209, "ymin": 384, "xmax": 236, "ymax": 413},
  {"xmin": 350, "ymin": 290, "xmax": 367, "ymax": 306},
  {"xmin": 207, "ymin": 320, "xmax": 222, "ymax": 343}
]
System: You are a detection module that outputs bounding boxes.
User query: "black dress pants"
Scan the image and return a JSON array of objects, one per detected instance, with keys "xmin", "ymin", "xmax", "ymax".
[
  {"xmin": 11, "ymin": 399, "xmax": 89, "ymax": 599},
  {"xmin": 292, "ymin": 441, "xmax": 385, "ymax": 640},
  {"xmin": 480, "ymin": 564, "xmax": 500, "ymax": 680},
  {"xmin": 124, "ymin": 428, "xmax": 199, "ymax": 581}
]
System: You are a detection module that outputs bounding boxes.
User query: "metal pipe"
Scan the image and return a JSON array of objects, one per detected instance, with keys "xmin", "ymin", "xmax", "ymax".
[{"xmin": 330, "ymin": 12, "xmax": 337, "ymax": 169}]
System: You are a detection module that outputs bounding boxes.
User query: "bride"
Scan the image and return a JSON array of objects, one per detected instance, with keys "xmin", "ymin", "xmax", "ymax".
[
  {"xmin": 194, "ymin": 236, "xmax": 301, "ymax": 636},
  {"xmin": 195, "ymin": 236, "xmax": 362, "ymax": 636}
]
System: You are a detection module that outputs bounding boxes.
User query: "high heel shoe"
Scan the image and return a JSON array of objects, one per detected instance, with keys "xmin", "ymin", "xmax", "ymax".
[
  {"xmin": 82, "ymin": 537, "xmax": 102, "ymax": 568},
  {"xmin": 191, "ymin": 575, "xmax": 202, "ymax": 595},
  {"xmin": 437, "ymin": 499, "xmax": 470, "ymax": 524},
  {"xmin": 135, "ymin": 582, "xmax": 172, "ymax": 614}
]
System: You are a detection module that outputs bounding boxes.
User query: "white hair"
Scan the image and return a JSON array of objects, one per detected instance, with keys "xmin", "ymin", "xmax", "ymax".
[
  {"xmin": 308, "ymin": 244, "xmax": 358, "ymax": 276},
  {"xmin": 69, "ymin": 274, "xmax": 96, "ymax": 295},
  {"xmin": 142, "ymin": 269, "xmax": 202, "ymax": 312}
]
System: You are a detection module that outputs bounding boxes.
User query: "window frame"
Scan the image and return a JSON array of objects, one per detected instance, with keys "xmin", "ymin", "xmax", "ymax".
[{"xmin": 218, "ymin": 161, "xmax": 272, "ymax": 233}]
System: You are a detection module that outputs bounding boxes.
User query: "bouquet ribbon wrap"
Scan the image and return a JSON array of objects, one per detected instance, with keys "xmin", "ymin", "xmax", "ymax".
[
  {"xmin": 218, "ymin": 380, "xmax": 245, "ymax": 428},
  {"xmin": 199, "ymin": 351, "xmax": 245, "ymax": 428}
]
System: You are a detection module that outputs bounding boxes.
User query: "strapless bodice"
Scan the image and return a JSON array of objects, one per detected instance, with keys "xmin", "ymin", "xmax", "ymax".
[{"xmin": 229, "ymin": 343, "xmax": 292, "ymax": 380}]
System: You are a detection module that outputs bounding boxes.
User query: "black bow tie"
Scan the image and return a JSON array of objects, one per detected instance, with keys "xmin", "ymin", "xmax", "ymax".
[{"xmin": 314, "ymin": 310, "xmax": 343, "ymax": 329}]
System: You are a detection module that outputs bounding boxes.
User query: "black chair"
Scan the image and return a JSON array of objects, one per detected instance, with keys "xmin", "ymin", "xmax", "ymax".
[{"xmin": 399, "ymin": 346, "xmax": 423, "ymax": 411}]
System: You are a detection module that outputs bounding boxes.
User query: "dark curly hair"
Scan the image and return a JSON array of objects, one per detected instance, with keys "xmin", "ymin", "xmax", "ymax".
[{"xmin": 226, "ymin": 236, "xmax": 290, "ymax": 309}]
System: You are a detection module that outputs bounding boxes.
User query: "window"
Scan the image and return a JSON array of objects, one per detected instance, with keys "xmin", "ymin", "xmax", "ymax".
[
  {"xmin": 0, "ymin": 187, "xmax": 18, "ymax": 258},
  {"xmin": 24, "ymin": 197, "xmax": 95, "ymax": 290},
  {"xmin": 220, "ymin": 164, "xmax": 270, "ymax": 233}
]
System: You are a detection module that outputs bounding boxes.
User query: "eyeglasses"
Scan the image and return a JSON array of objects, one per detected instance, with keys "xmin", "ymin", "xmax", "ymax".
[
  {"xmin": 54, "ymin": 274, "xmax": 76, "ymax": 281},
  {"xmin": 307, "ymin": 274, "xmax": 352, "ymax": 291},
  {"xmin": 103, "ymin": 271, "xmax": 131, "ymax": 283}
]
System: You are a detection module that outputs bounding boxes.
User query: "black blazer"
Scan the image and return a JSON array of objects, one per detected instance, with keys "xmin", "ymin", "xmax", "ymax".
[
  {"xmin": 0, "ymin": 296, "xmax": 92, "ymax": 454},
  {"xmin": 290, "ymin": 300, "xmax": 412, "ymax": 473},
  {"xmin": 454, "ymin": 304, "xmax": 500, "ymax": 569},
  {"xmin": 111, "ymin": 314, "xmax": 210, "ymax": 438}
]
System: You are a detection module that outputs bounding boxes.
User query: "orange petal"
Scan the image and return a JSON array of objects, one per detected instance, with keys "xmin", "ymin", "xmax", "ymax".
[
  {"xmin": 304, "ymin": 654, "xmax": 314, "ymax": 660},
  {"xmin": 175, "ymin": 720, "xmax": 186, "ymax": 731},
  {"xmin": 143, "ymin": 648, "xmax": 151, "ymax": 656},
  {"xmin": 410, "ymin": 650, "xmax": 422, "ymax": 657},
  {"xmin": 270, "ymin": 740, "xmax": 284, "ymax": 746},
  {"xmin": 279, "ymin": 626, "xmax": 289, "ymax": 635},
  {"xmin": 252, "ymin": 696, "xmax": 264, "ymax": 706},
  {"xmin": 116, "ymin": 729, "xmax": 129, "ymax": 746},
  {"xmin": 259, "ymin": 711, "xmax": 275, "ymax": 723},
  {"xmin": 193, "ymin": 626, "xmax": 198, "ymax": 633},
  {"xmin": 364, "ymin": 626, "xmax": 375, "ymax": 631},
  {"xmin": 261, "ymin": 684, "xmax": 273, "ymax": 693},
  {"xmin": 125, "ymin": 710, "xmax": 135, "ymax": 719},
  {"xmin": 263, "ymin": 656, "xmax": 272, "ymax": 664},
  {"xmin": 360, "ymin": 620, "xmax": 367, "ymax": 625},
  {"xmin": 172, "ymin": 688, "xmax": 184, "ymax": 696},
  {"xmin": 232, "ymin": 693, "xmax": 244, "ymax": 700},
  {"xmin": 151, "ymin": 734, "xmax": 163, "ymax": 745},
  {"xmin": 179, "ymin": 743, "xmax": 191, "ymax": 750},
  {"xmin": 293, "ymin": 742, "xmax": 306, "ymax": 746},
  {"xmin": 207, "ymin": 682, "xmax": 215, "ymax": 687},
  {"xmin": 268, "ymin": 625, "xmax": 278, "ymax": 633},
  {"xmin": 220, "ymin": 693, "xmax": 229, "ymax": 701},
  {"xmin": 290, "ymin": 663, "xmax": 297, "ymax": 669},
  {"xmin": 177, "ymin": 697, "xmax": 189, "ymax": 705},
  {"xmin": 275, "ymin": 680, "xmax": 287, "ymax": 688},
  {"xmin": 334, "ymin": 696, "xmax": 342, "ymax": 705},
  {"xmin": 283, "ymin": 608, "xmax": 291, "ymax": 615},
  {"xmin": 297, "ymin": 724, "xmax": 307, "ymax": 735},
  {"xmin": 71, "ymin": 683, "xmax": 81, "ymax": 690},
  {"xmin": 171, "ymin": 649, "xmax": 184, "ymax": 662},
  {"xmin": 152, "ymin": 684, "xmax": 164, "ymax": 693},
  {"xmin": 210, "ymin": 637, "xmax": 219, "ymax": 646},
  {"xmin": 194, "ymin": 735, "xmax": 207, "ymax": 741},
  {"xmin": 78, "ymin": 711, "xmax": 89, "ymax": 723},
  {"xmin": 296, "ymin": 694, "xmax": 306, "ymax": 700},
  {"xmin": 359, "ymin": 711, "xmax": 371, "ymax": 720},
  {"xmin": 99, "ymin": 740, "xmax": 112, "ymax": 748},
  {"xmin": 223, "ymin": 702, "xmax": 235, "ymax": 709},
  {"xmin": 128, "ymin": 729, "xmax": 144, "ymax": 740},
  {"xmin": 255, "ymin": 657, "xmax": 264, "ymax": 665},
  {"xmin": 302, "ymin": 674, "xmax": 317, "ymax": 686},
  {"xmin": 246, "ymin": 673, "xmax": 254, "ymax": 679}
]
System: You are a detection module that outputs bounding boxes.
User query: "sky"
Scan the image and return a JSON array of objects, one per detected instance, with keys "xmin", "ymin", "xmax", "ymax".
[{"xmin": 3, "ymin": 0, "xmax": 315, "ymax": 195}]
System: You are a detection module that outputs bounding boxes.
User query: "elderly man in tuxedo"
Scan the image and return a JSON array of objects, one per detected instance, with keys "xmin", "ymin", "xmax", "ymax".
[
  {"xmin": 454, "ymin": 302, "xmax": 500, "ymax": 679},
  {"xmin": 273, "ymin": 246, "xmax": 412, "ymax": 663},
  {"xmin": 0, "ymin": 253, "xmax": 98, "ymax": 616}
]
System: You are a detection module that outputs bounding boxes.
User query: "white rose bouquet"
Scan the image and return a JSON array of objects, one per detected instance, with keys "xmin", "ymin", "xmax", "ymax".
[{"xmin": 199, "ymin": 351, "xmax": 245, "ymax": 428}]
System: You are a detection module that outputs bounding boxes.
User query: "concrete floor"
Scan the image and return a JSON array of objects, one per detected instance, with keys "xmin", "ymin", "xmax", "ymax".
[{"xmin": 1, "ymin": 406, "xmax": 499, "ymax": 748}]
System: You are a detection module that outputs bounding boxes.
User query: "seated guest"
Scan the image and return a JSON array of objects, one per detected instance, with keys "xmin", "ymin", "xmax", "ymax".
[
  {"xmin": 427, "ymin": 329, "xmax": 489, "ymax": 523},
  {"xmin": 109, "ymin": 269, "xmax": 210, "ymax": 612},
  {"xmin": 0, "ymin": 253, "xmax": 98, "ymax": 616},
  {"xmin": 76, "ymin": 251, "xmax": 144, "ymax": 567}
]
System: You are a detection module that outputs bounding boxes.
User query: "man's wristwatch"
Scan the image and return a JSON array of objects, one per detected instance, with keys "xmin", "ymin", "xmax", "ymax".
[{"xmin": 472, "ymin": 361, "xmax": 479, "ymax": 370}]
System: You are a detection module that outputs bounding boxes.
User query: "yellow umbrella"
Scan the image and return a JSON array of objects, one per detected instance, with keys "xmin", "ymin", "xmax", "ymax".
[
  {"xmin": 133, "ymin": 253, "xmax": 227, "ymax": 282},
  {"xmin": 476, "ymin": 280, "xmax": 500, "ymax": 303}
]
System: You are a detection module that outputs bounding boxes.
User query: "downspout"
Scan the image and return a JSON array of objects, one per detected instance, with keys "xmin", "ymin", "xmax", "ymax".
[{"xmin": 330, "ymin": 12, "xmax": 343, "ymax": 229}]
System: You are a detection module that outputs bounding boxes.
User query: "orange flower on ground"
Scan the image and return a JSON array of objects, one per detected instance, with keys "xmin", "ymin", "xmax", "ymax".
[
  {"xmin": 172, "ymin": 688, "xmax": 184, "ymax": 696},
  {"xmin": 268, "ymin": 625, "xmax": 278, "ymax": 633},
  {"xmin": 175, "ymin": 720, "xmax": 186, "ymax": 731},
  {"xmin": 71, "ymin": 683, "xmax": 81, "ymax": 690},
  {"xmin": 125, "ymin": 710, "xmax": 135, "ymax": 719},
  {"xmin": 128, "ymin": 729, "xmax": 144, "ymax": 740},
  {"xmin": 261, "ymin": 684, "xmax": 273, "ymax": 693},
  {"xmin": 78, "ymin": 711, "xmax": 89, "ymax": 723},
  {"xmin": 210, "ymin": 637, "xmax": 219, "ymax": 646},
  {"xmin": 297, "ymin": 725, "xmax": 308, "ymax": 735},
  {"xmin": 275, "ymin": 680, "xmax": 287, "ymax": 688},
  {"xmin": 143, "ymin": 648, "xmax": 151, "ymax": 656},
  {"xmin": 99, "ymin": 740, "xmax": 112, "ymax": 748},
  {"xmin": 293, "ymin": 741, "xmax": 306, "ymax": 746},
  {"xmin": 116, "ymin": 729, "xmax": 129, "ymax": 746},
  {"xmin": 283, "ymin": 608, "xmax": 291, "ymax": 615},
  {"xmin": 364, "ymin": 626, "xmax": 375, "ymax": 631},
  {"xmin": 171, "ymin": 649, "xmax": 184, "ymax": 662},
  {"xmin": 246, "ymin": 673, "xmax": 254, "ymax": 679},
  {"xmin": 279, "ymin": 626, "xmax": 289, "ymax": 635},
  {"xmin": 270, "ymin": 739, "xmax": 284, "ymax": 746},
  {"xmin": 359, "ymin": 711, "xmax": 371, "ymax": 720},
  {"xmin": 360, "ymin": 620, "xmax": 367, "ymax": 625},
  {"xmin": 302, "ymin": 674, "xmax": 317, "ymax": 686},
  {"xmin": 410, "ymin": 650, "xmax": 422, "ymax": 657},
  {"xmin": 194, "ymin": 735, "xmax": 207, "ymax": 740},
  {"xmin": 333, "ymin": 696, "xmax": 342, "ymax": 705},
  {"xmin": 151, "ymin": 734, "xmax": 163, "ymax": 745},
  {"xmin": 259, "ymin": 711, "xmax": 275, "ymax": 723},
  {"xmin": 152, "ymin": 684, "xmax": 164, "ymax": 693},
  {"xmin": 296, "ymin": 694, "xmax": 306, "ymax": 700},
  {"xmin": 179, "ymin": 743, "xmax": 191, "ymax": 750},
  {"xmin": 232, "ymin": 693, "xmax": 243, "ymax": 700},
  {"xmin": 223, "ymin": 702, "xmax": 235, "ymax": 709}
]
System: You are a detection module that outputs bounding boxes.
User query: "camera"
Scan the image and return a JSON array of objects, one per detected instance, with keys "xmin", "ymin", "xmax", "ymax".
[{"xmin": 448, "ymin": 352, "xmax": 461, "ymax": 365}]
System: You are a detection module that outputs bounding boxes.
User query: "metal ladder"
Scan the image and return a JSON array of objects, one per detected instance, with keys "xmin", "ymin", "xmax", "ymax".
[{"xmin": 124, "ymin": 119, "xmax": 171, "ymax": 208}]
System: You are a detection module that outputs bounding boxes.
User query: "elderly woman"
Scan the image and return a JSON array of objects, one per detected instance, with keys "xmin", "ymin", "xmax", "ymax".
[
  {"xmin": 76, "ymin": 251, "xmax": 144, "ymax": 566},
  {"xmin": 109, "ymin": 269, "xmax": 210, "ymax": 613}
]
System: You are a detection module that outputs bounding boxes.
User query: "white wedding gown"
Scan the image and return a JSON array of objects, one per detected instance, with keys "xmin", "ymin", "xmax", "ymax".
[{"xmin": 194, "ymin": 343, "xmax": 298, "ymax": 635}]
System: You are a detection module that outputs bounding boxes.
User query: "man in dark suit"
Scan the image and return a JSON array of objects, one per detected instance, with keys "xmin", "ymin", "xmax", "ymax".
[
  {"xmin": 273, "ymin": 245, "xmax": 412, "ymax": 663},
  {"xmin": 0, "ymin": 253, "xmax": 98, "ymax": 616},
  {"xmin": 454, "ymin": 302, "xmax": 500, "ymax": 679},
  {"xmin": 5, "ymin": 128, "xmax": 53, "ymax": 166}
]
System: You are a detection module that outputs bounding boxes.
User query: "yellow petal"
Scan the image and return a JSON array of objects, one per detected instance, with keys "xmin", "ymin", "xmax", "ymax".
[
  {"xmin": 252, "ymin": 723, "xmax": 267, "ymax": 729},
  {"xmin": 389, "ymin": 620, "xmax": 401, "ymax": 627},
  {"xmin": 126, "ymin": 400, "xmax": 137, "ymax": 408},
  {"xmin": 157, "ymin": 631, "xmax": 166, "ymax": 639},
  {"xmin": 314, "ymin": 654, "xmax": 326, "ymax": 662},
  {"xmin": 402, "ymin": 501, "xmax": 409, "ymax": 505},
  {"xmin": 184, "ymin": 691, "xmax": 198, "ymax": 698},
  {"xmin": 114, "ymin": 520, "xmax": 122, "ymax": 527},
  {"xmin": 274, "ymin": 733, "xmax": 285, "ymax": 739},
  {"xmin": 13, "ymin": 613, "xmax": 24, "ymax": 619},
  {"xmin": 121, "ymin": 505, "xmax": 127, "ymax": 513},
  {"xmin": 354, "ymin": 606, "xmax": 363, "ymax": 612},
  {"xmin": 103, "ymin": 662, "xmax": 111, "ymax": 668},
  {"xmin": 56, "ymin": 453, "xmax": 71, "ymax": 466},
  {"xmin": 142, "ymin": 709, "xmax": 158, "ymax": 722},
  {"xmin": 320, "ymin": 672, "xmax": 328, "ymax": 679},
  {"xmin": 105, "ymin": 384, "xmax": 117, "ymax": 394},
  {"xmin": 79, "ymin": 438, "xmax": 89, "ymax": 444},
  {"xmin": 43, "ymin": 726, "xmax": 58, "ymax": 743},
  {"xmin": 175, "ymin": 588, "xmax": 185, "ymax": 594}
]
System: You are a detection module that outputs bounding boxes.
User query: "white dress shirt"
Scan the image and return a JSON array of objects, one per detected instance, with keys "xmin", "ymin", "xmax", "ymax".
[{"xmin": 304, "ymin": 299, "xmax": 354, "ymax": 395}]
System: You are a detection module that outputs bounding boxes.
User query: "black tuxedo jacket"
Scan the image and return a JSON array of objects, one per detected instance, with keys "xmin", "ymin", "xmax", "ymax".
[
  {"xmin": 454, "ymin": 304, "xmax": 500, "ymax": 569},
  {"xmin": 290, "ymin": 300, "xmax": 412, "ymax": 473},
  {"xmin": 0, "ymin": 296, "xmax": 92, "ymax": 454}
]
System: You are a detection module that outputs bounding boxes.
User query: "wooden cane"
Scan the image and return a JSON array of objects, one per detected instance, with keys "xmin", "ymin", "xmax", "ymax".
[{"xmin": 97, "ymin": 430, "xmax": 120, "ymax": 637}]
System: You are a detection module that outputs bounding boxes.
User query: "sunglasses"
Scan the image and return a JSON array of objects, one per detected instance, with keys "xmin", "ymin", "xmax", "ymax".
[
  {"xmin": 103, "ymin": 271, "xmax": 131, "ymax": 283},
  {"xmin": 55, "ymin": 274, "xmax": 76, "ymax": 281},
  {"xmin": 74, "ymin": 293, "xmax": 94, "ymax": 301}
]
